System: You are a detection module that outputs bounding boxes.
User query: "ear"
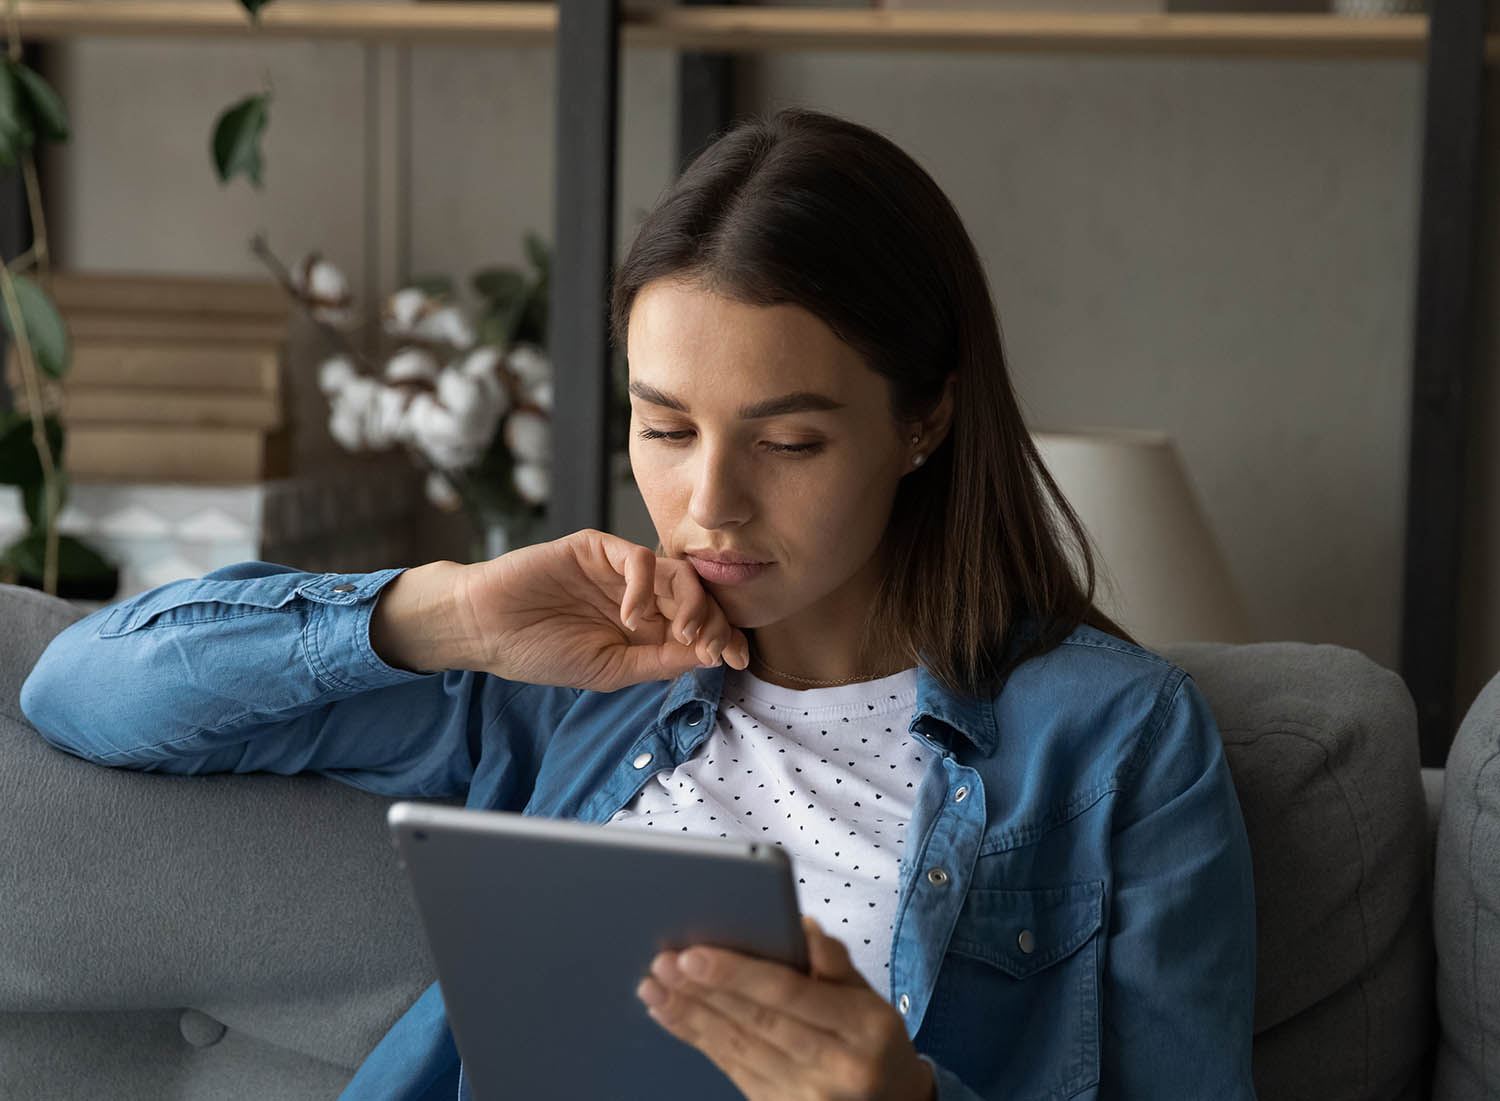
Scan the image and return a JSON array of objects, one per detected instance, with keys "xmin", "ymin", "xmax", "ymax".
[{"xmin": 909, "ymin": 373, "xmax": 956, "ymax": 456}]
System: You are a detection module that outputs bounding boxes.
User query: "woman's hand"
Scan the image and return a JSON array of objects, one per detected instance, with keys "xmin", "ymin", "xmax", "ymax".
[
  {"xmin": 635, "ymin": 915, "xmax": 937, "ymax": 1101},
  {"xmin": 370, "ymin": 528, "xmax": 750, "ymax": 692}
]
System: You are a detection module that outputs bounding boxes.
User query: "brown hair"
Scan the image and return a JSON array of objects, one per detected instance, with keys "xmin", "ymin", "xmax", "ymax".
[{"xmin": 609, "ymin": 107, "xmax": 1136, "ymax": 697}]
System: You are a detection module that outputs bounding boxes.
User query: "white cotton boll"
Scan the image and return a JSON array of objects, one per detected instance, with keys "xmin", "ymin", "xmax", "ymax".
[
  {"xmin": 506, "ymin": 344, "xmax": 551, "ymax": 386},
  {"xmin": 414, "ymin": 306, "xmax": 475, "ymax": 350},
  {"xmin": 513, "ymin": 461, "xmax": 550, "ymax": 506},
  {"xmin": 522, "ymin": 378, "xmax": 552, "ymax": 413},
  {"xmin": 317, "ymin": 355, "xmax": 357, "ymax": 396},
  {"xmin": 459, "ymin": 345, "xmax": 503, "ymax": 379},
  {"xmin": 408, "ymin": 393, "xmax": 480, "ymax": 470},
  {"xmin": 365, "ymin": 385, "xmax": 411, "ymax": 449},
  {"xmin": 384, "ymin": 348, "xmax": 440, "ymax": 384},
  {"xmin": 504, "ymin": 409, "xmax": 550, "ymax": 465},
  {"xmin": 425, "ymin": 471, "xmax": 462, "ymax": 510},
  {"xmin": 437, "ymin": 367, "xmax": 483, "ymax": 420},
  {"xmin": 306, "ymin": 259, "xmax": 349, "ymax": 304},
  {"xmin": 385, "ymin": 287, "xmax": 429, "ymax": 334},
  {"xmin": 328, "ymin": 400, "xmax": 366, "ymax": 451}
]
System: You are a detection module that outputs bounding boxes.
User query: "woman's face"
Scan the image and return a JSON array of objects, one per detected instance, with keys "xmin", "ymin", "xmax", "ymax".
[{"xmin": 626, "ymin": 277, "xmax": 921, "ymax": 633}]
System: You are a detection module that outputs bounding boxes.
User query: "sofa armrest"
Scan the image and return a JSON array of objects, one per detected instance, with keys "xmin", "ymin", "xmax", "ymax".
[{"xmin": 0, "ymin": 583, "xmax": 439, "ymax": 1072}]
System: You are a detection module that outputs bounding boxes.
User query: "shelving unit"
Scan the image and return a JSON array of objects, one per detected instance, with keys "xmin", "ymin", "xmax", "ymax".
[
  {"xmin": 7, "ymin": 2, "xmax": 1490, "ymax": 761},
  {"xmin": 11, "ymin": 2, "xmax": 1498, "ymax": 59}
]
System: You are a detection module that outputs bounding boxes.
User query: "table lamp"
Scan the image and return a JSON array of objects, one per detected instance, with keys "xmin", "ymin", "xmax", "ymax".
[{"xmin": 1031, "ymin": 428, "xmax": 1252, "ymax": 647}]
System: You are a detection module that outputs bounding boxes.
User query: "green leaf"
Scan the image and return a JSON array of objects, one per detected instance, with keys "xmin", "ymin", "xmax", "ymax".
[
  {"xmin": 523, "ymin": 231, "xmax": 549, "ymax": 278},
  {"xmin": 472, "ymin": 266, "xmax": 525, "ymax": 306},
  {"xmin": 11, "ymin": 63, "xmax": 69, "ymax": 143},
  {"xmin": 239, "ymin": 0, "xmax": 275, "ymax": 17},
  {"xmin": 0, "ymin": 412, "xmax": 64, "ymax": 486},
  {"xmin": 21, "ymin": 469, "xmax": 68, "ymax": 530},
  {"xmin": 0, "ymin": 531, "xmax": 115, "ymax": 582},
  {"xmin": 212, "ymin": 94, "xmax": 270, "ymax": 188},
  {"xmin": 1, "ymin": 275, "xmax": 71, "ymax": 379},
  {"xmin": 410, "ymin": 273, "xmax": 455, "ymax": 299},
  {"xmin": 0, "ymin": 65, "xmax": 34, "ymax": 171}
]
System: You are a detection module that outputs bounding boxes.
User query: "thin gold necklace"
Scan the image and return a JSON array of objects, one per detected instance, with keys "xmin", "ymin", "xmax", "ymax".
[{"xmin": 747, "ymin": 651, "xmax": 896, "ymax": 688}]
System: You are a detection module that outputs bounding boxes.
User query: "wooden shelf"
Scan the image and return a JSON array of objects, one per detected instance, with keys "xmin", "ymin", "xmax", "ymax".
[{"xmin": 9, "ymin": 2, "xmax": 1498, "ymax": 61}]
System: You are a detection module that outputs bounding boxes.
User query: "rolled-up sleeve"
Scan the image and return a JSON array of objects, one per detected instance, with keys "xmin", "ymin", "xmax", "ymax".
[{"xmin": 19, "ymin": 560, "xmax": 566, "ymax": 800}]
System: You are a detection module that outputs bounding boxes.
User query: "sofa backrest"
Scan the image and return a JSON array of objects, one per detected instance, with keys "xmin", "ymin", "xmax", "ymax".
[
  {"xmin": 0, "ymin": 584, "xmax": 439, "ymax": 1100},
  {"xmin": 1162, "ymin": 641, "xmax": 1434, "ymax": 1101}
]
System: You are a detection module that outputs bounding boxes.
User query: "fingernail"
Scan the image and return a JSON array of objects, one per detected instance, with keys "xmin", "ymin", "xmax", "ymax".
[
  {"xmin": 651, "ymin": 952, "xmax": 683, "ymax": 985},
  {"xmin": 680, "ymin": 951, "xmax": 709, "ymax": 979},
  {"xmin": 636, "ymin": 978, "xmax": 666, "ymax": 1007}
]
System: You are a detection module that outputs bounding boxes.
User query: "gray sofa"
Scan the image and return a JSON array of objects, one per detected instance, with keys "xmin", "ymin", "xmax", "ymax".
[{"xmin": 0, "ymin": 580, "xmax": 1495, "ymax": 1100}]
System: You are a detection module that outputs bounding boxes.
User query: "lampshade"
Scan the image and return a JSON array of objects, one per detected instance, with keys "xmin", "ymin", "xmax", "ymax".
[{"xmin": 1031, "ymin": 428, "xmax": 1251, "ymax": 647}]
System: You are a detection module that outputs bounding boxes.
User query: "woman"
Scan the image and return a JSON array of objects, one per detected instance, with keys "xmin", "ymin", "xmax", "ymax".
[{"xmin": 21, "ymin": 107, "xmax": 1256, "ymax": 1100}]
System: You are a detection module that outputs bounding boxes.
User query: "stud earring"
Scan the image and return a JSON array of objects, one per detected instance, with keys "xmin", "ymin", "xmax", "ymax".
[{"xmin": 910, "ymin": 434, "xmax": 923, "ymax": 467}]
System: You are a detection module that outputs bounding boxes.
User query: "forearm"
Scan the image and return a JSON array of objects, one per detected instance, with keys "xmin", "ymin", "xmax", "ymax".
[
  {"xmin": 368, "ymin": 559, "xmax": 481, "ymax": 674},
  {"xmin": 20, "ymin": 563, "xmax": 423, "ymax": 770}
]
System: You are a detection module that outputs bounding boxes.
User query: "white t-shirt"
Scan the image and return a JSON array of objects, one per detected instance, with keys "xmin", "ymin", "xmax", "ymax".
[{"xmin": 603, "ymin": 665, "xmax": 926, "ymax": 993}]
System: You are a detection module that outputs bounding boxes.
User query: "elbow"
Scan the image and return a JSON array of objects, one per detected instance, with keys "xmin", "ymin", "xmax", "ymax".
[{"xmin": 19, "ymin": 623, "xmax": 106, "ymax": 761}]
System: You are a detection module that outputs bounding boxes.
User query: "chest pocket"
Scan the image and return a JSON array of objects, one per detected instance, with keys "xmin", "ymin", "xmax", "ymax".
[{"xmin": 921, "ymin": 879, "xmax": 1104, "ymax": 1101}]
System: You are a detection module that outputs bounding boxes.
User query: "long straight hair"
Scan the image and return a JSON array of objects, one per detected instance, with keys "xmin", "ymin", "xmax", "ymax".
[{"xmin": 609, "ymin": 107, "xmax": 1136, "ymax": 697}]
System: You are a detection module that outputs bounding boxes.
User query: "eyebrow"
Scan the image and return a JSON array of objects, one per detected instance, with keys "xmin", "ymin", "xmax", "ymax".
[{"xmin": 628, "ymin": 380, "xmax": 846, "ymax": 419}]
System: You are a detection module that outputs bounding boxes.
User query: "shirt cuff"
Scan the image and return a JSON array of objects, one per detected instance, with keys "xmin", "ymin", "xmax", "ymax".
[{"xmin": 298, "ymin": 567, "xmax": 432, "ymax": 693}]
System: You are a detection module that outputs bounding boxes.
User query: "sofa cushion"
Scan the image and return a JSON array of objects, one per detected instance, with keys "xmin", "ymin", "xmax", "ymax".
[
  {"xmin": 0, "ymin": 584, "xmax": 441, "ymax": 1100},
  {"xmin": 1162, "ymin": 641, "xmax": 1432, "ymax": 1101},
  {"xmin": 1433, "ymin": 668, "xmax": 1500, "ymax": 1100}
]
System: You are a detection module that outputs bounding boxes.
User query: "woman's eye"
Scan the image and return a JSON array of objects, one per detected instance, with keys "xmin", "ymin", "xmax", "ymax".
[{"xmin": 635, "ymin": 427, "xmax": 822, "ymax": 456}]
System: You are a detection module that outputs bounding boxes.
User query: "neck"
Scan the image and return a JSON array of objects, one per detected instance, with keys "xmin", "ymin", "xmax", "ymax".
[{"xmin": 744, "ymin": 626, "xmax": 911, "ymax": 689}]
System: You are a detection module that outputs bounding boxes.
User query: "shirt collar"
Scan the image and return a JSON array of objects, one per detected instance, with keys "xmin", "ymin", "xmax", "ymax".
[{"xmin": 654, "ymin": 650, "xmax": 1012, "ymax": 758}]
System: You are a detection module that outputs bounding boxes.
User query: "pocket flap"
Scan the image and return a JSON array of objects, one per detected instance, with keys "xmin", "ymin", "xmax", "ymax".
[{"xmin": 947, "ymin": 879, "xmax": 1103, "ymax": 980}]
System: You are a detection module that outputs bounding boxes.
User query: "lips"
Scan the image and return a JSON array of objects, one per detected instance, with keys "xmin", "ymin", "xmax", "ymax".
[{"xmin": 686, "ymin": 555, "xmax": 773, "ymax": 585}]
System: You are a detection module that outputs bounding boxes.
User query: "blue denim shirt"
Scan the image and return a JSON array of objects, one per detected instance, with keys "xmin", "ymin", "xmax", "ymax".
[{"xmin": 20, "ymin": 561, "xmax": 1257, "ymax": 1101}]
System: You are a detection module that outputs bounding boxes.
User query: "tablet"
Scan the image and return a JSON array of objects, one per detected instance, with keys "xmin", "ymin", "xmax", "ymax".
[{"xmin": 387, "ymin": 802, "xmax": 808, "ymax": 1101}]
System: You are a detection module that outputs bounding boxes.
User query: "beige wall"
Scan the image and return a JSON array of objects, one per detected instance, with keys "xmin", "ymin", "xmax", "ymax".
[{"xmin": 38, "ymin": 33, "xmax": 1500, "ymax": 718}]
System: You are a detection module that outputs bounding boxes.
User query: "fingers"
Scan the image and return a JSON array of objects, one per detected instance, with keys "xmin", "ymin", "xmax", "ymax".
[
  {"xmin": 803, "ymin": 915, "xmax": 864, "ymax": 985},
  {"xmin": 643, "ymin": 944, "xmax": 867, "ymax": 1042},
  {"xmin": 616, "ymin": 543, "xmax": 655, "ymax": 632}
]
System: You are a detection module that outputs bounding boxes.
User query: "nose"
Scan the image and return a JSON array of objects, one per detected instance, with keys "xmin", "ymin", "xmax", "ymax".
[{"xmin": 688, "ymin": 437, "xmax": 753, "ymax": 530}]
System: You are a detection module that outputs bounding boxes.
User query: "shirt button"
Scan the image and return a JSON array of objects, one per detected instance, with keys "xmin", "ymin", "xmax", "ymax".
[
  {"xmin": 687, "ymin": 712, "xmax": 703, "ymax": 727},
  {"xmin": 332, "ymin": 583, "xmax": 356, "ymax": 593},
  {"xmin": 897, "ymin": 994, "xmax": 910, "ymax": 1015},
  {"xmin": 926, "ymin": 868, "xmax": 949, "ymax": 886},
  {"xmin": 1018, "ymin": 929, "xmax": 1036, "ymax": 954},
  {"xmin": 953, "ymin": 785, "xmax": 968, "ymax": 802},
  {"xmin": 632, "ymin": 752, "xmax": 653, "ymax": 769}
]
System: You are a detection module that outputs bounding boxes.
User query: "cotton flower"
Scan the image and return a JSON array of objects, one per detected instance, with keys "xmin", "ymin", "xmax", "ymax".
[
  {"xmin": 504, "ymin": 409, "xmax": 550, "ymax": 465},
  {"xmin": 513, "ymin": 461, "xmax": 550, "ymax": 505},
  {"xmin": 506, "ymin": 343, "xmax": 551, "ymax": 386},
  {"xmin": 365, "ymin": 385, "xmax": 412, "ymax": 449},
  {"xmin": 407, "ymin": 392, "xmax": 484, "ymax": 470},
  {"xmin": 412, "ymin": 305, "xmax": 475, "ymax": 350},
  {"xmin": 327, "ymin": 375, "xmax": 380, "ymax": 450},
  {"xmin": 384, "ymin": 348, "xmax": 440, "ymax": 385},
  {"xmin": 385, "ymin": 287, "xmax": 430, "ymax": 332},
  {"xmin": 318, "ymin": 354, "xmax": 357, "ymax": 396},
  {"xmin": 522, "ymin": 377, "xmax": 552, "ymax": 413},
  {"xmin": 292, "ymin": 253, "xmax": 354, "ymax": 325}
]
